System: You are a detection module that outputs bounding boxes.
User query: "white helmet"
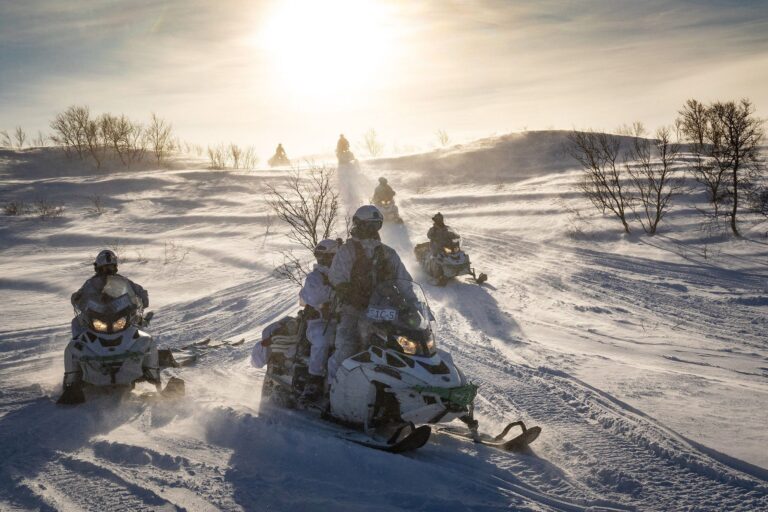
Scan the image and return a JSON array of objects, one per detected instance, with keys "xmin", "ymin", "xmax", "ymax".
[
  {"xmin": 353, "ymin": 205, "xmax": 383, "ymax": 228},
  {"xmin": 314, "ymin": 239, "xmax": 339, "ymax": 266},
  {"xmin": 94, "ymin": 249, "xmax": 118, "ymax": 273}
]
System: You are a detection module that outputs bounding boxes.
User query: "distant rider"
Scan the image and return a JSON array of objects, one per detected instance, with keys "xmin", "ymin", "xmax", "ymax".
[
  {"xmin": 427, "ymin": 212, "xmax": 454, "ymax": 256},
  {"xmin": 336, "ymin": 134, "xmax": 350, "ymax": 156},
  {"xmin": 298, "ymin": 239, "xmax": 340, "ymax": 402},
  {"xmin": 275, "ymin": 143, "xmax": 287, "ymax": 159},
  {"xmin": 70, "ymin": 249, "xmax": 148, "ymax": 338},
  {"xmin": 372, "ymin": 177, "xmax": 396, "ymax": 205},
  {"xmin": 328, "ymin": 205, "xmax": 412, "ymax": 378}
]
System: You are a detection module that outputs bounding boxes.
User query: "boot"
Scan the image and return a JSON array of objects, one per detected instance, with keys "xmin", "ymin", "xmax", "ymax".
[
  {"xmin": 57, "ymin": 381, "xmax": 85, "ymax": 405},
  {"xmin": 299, "ymin": 374, "xmax": 325, "ymax": 403}
]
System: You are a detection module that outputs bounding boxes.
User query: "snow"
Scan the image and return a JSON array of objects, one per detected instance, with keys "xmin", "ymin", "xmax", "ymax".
[{"xmin": 1, "ymin": 133, "xmax": 767, "ymax": 511}]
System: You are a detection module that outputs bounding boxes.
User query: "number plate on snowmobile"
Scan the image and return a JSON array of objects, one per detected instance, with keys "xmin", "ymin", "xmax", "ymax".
[{"xmin": 367, "ymin": 307, "xmax": 397, "ymax": 321}]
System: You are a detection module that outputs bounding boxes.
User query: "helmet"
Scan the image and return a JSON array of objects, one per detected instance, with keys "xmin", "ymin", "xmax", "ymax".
[
  {"xmin": 94, "ymin": 249, "xmax": 118, "ymax": 274},
  {"xmin": 314, "ymin": 239, "xmax": 339, "ymax": 267},
  {"xmin": 339, "ymin": 134, "xmax": 345, "ymax": 138},
  {"xmin": 432, "ymin": 212, "xmax": 444, "ymax": 224},
  {"xmin": 353, "ymin": 205, "xmax": 383, "ymax": 233},
  {"xmin": 378, "ymin": 177, "xmax": 387, "ymax": 184}
]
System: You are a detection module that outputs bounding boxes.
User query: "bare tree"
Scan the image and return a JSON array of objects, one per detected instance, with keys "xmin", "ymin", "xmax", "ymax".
[
  {"xmin": 83, "ymin": 116, "xmax": 103, "ymax": 169},
  {"xmin": 50, "ymin": 105, "xmax": 89, "ymax": 159},
  {"xmin": 33, "ymin": 131, "xmax": 47, "ymax": 147},
  {"xmin": 711, "ymin": 99, "xmax": 765, "ymax": 236},
  {"xmin": 145, "ymin": 113, "xmax": 173, "ymax": 166},
  {"xmin": 568, "ymin": 130, "xmax": 634, "ymax": 233},
  {"xmin": 266, "ymin": 165, "xmax": 340, "ymax": 251},
  {"xmin": 13, "ymin": 126, "xmax": 27, "ymax": 149},
  {"xmin": 616, "ymin": 122, "xmax": 646, "ymax": 138},
  {"xmin": 679, "ymin": 99, "xmax": 765, "ymax": 236},
  {"xmin": 363, "ymin": 128, "xmax": 384, "ymax": 157},
  {"xmin": 207, "ymin": 144, "xmax": 227, "ymax": 169},
  {"xmin": 0, "ymin": 130, "xmax": 11, "ymax": 147},
  {"xmin": 436, "ymin": 129, "xmax": 450, "ymax": 147},
  {"xmin": 626, "ymin": 127, "xmax": 682, "ymax": 234},
  {"xmin": 100, "ymin": 114, "xmax": 132, "ymax": 165}
]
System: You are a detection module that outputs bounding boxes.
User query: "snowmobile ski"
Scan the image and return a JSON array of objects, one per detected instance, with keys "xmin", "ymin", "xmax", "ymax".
[
  {"xmin": 161, "ymin": 338, "xmax": 246, "ymax": 368},
  {"xmin": 338, "ymin": 425, "xmax": 432, "ymax": 453},
  {"xmin": 436, "ymin": 421, "xmax": 541, "ymax": 452}
]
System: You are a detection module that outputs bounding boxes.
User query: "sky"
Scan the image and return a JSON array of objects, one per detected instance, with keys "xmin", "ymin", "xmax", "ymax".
[{"xmin": 1, "ymin": 0, "xmax": 767, "ymax": 156}]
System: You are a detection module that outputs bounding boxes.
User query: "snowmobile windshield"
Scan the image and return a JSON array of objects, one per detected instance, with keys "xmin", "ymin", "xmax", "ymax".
[
  {"xmin": 443, "ymin": 232, "xmax": 461, "ymax": 254},
  {"xmin": 367, "ymin": 280, "xmax": 438, "ymax": 356},
  {"xmin": 80, "ymin": 276, "xmax": 141, "ymax": 334}
]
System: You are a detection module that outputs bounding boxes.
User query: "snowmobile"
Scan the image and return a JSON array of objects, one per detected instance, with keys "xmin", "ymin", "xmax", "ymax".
[
  {"xmin": 268, "ymin": 153, "xmax": 290, "ymax": 167},
  {"xmin": 372, "ymin": 198, "xmax": 404, "ymax": 224},
  {"xmin": 256, "ymin": 279, "xmax": 538, "ymax": 452},
  {"xmin": 57, "ymin": 275, "xmax": 184, "ymax": 404},
  {"xmin": 336, "ymin": 148, "xmax": 357, "ymax": 166},
  {"xmin": 415, "ymin": 232, "xmax": 487, "ymax": 286}
]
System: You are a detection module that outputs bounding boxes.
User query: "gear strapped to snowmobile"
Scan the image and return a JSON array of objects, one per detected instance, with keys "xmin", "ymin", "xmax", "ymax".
[
  {"xmin": 415, "ymin": 231, "xmax": 488, "ymax": 286},
  {"xmin": 255, "ymin": 279, "xmax": 537, "ymax": 452},
  {"xmin": 58, "ymin": 275, "xmax": 184, "ymax": 404}
]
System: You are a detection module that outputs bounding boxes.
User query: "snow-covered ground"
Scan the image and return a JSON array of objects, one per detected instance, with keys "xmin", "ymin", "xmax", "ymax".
[{"xmin": 1, "ymin": 132, "xmax": 766, "ymax": 511}]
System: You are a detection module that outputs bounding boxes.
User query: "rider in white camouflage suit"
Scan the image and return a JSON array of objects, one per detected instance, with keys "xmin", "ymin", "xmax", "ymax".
[
  {"xmin": 298, "ymin": 239, "xmax": 339, "ymax": 401},
  {"xmin": 328, "ymin": 205, "xmax": 412, "ymax": 379}
]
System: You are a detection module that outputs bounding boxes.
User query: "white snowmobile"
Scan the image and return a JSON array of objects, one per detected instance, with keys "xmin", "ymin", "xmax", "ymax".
[
  {"xmin": 415, "ymin": 232, "xmax": 488, "ymax": 286},
  {"xmin": 372, "ymin": 199, "xmax": 404, "ymax": 224},
  {"xmin": 58, "ymin": 275, "xmax": 184, "ymax": 404},
  {"xmin": 256, "ymin": 279, "xmax": 538, "ymax": 452}
]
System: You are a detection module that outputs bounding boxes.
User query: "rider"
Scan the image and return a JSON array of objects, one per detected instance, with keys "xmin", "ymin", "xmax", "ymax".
[
  {"xmin": 372, "ymin": 177, "xmax": 395, "ymax": 205},
  {"xmin": 328, "ymin": 205, "xmax": 411, "ymax": 378},
  {"xmin": 299, "ymin": 239, "xmax": 339, "ymax": 402},
  {"xmin": 70, "ymin": 249, "xmax": 148, "ymax": 338},
  {"xmin": 275, "ymin": 143, "xmax": 287, "ymax": 159},
  {"xmin": 427, "ymin": 212, "xmax": 454, "ymax": 256},
  {"xmin": 336, "ymin": 134, "xmax": 350, "ymax": 156}
]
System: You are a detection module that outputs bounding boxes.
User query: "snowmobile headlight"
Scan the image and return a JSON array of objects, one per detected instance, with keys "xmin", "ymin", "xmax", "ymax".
[
  {"xmin": 396, "ymin": 336, "xmax": 418, "ymax": 355},
  {"xmin": 112, "ymin": 317, "xmax": 127, "ymax": 331},
  {"xmin": 443, "ymin": 247, "xmax": 452, "ymax": 254},
  {"xmin": 425, "ymin": 335, "xmax": 436, "ymax": 354},
  {"xmin": 92, "ymin": 318, "xmax": 109, "ymax": 332}
]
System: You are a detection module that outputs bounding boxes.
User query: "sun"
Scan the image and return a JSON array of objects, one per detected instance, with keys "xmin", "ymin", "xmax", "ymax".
[{"xmin": 257, "ymin": 0, "xmax": 396, "ymax": 107}]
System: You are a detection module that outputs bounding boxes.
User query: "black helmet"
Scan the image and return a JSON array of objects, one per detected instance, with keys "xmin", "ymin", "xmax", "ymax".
[
  {"xmin": 432, "ymin": 212, "xmax": 444, "ymax": 224},
  {"xmin": 378, "ymin": 177, "xmax": 388, "ymax": 184},
  {"xmin": 94, "ymin": 249, "xmax": 118, "ymax": 274}
]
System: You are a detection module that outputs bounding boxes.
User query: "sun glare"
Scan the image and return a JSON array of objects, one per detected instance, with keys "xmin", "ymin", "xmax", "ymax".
[{"xmin": 257, "ymin": 0, "xmax": 395, "ymax": 107}]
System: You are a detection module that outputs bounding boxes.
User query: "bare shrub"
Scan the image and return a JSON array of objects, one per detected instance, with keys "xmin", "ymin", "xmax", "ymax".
[
  {"xmin": 265, "ymin": 165, "xmax": 340, "ymax": 251},
  {"xmin": 436, "ymin": 129, "xmax": 450, "ymax": 147},
  {"xmin": 363, "ymin": 128, "xmax": 384, "ymax": 157},
  {"xmin": 35, "ymin": 198, "xmax": 64, "ymax": 220},
  {"xmin": 616, "ymin": 122, "xmax": 646, "ymax": 138},
  {"xmin": 32, "ymin": 131, "xmax": 47, "ymax": 147},
  {"xmin": 4, "ymin": 200, "xmax": 30, "ymax": 216},
  {"xmin": 145, "ymin": 113, "xmax": 174, "ymax": 166},
  {"xmin": 0, "ymin": 130, "xmax": 11, "ymax": 147},
  {"xmin": 626, "ymin": 127, "xmax": 683, "ymax": 234},
  {"xmin": 13, "ymin": 126, "xmax": 26, "ymax": 149},
  {"xmin": 207, "ymin": 144, "xmax": 228, "ymax": 169},
  {"xmin": 242, "ymin": 146, "xmax": 259, "ymax": 170},
  {"xmin": 272, "ymin": 251, "xmax": 309, "ymax": 287},
  {"xmin": 100, "ymin": 114, "xmax": 135, "ymax": 165},
  {"xmin": 86, "ymin": 194, "xmax": 106, "ymax": 215},
  {"xmin": 568, "ymin": 130, "xmax": 633, "ymax": 233},
  {"xmin": 229, "ymin": 143, "xmax": 243, "ymax": 169}
]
